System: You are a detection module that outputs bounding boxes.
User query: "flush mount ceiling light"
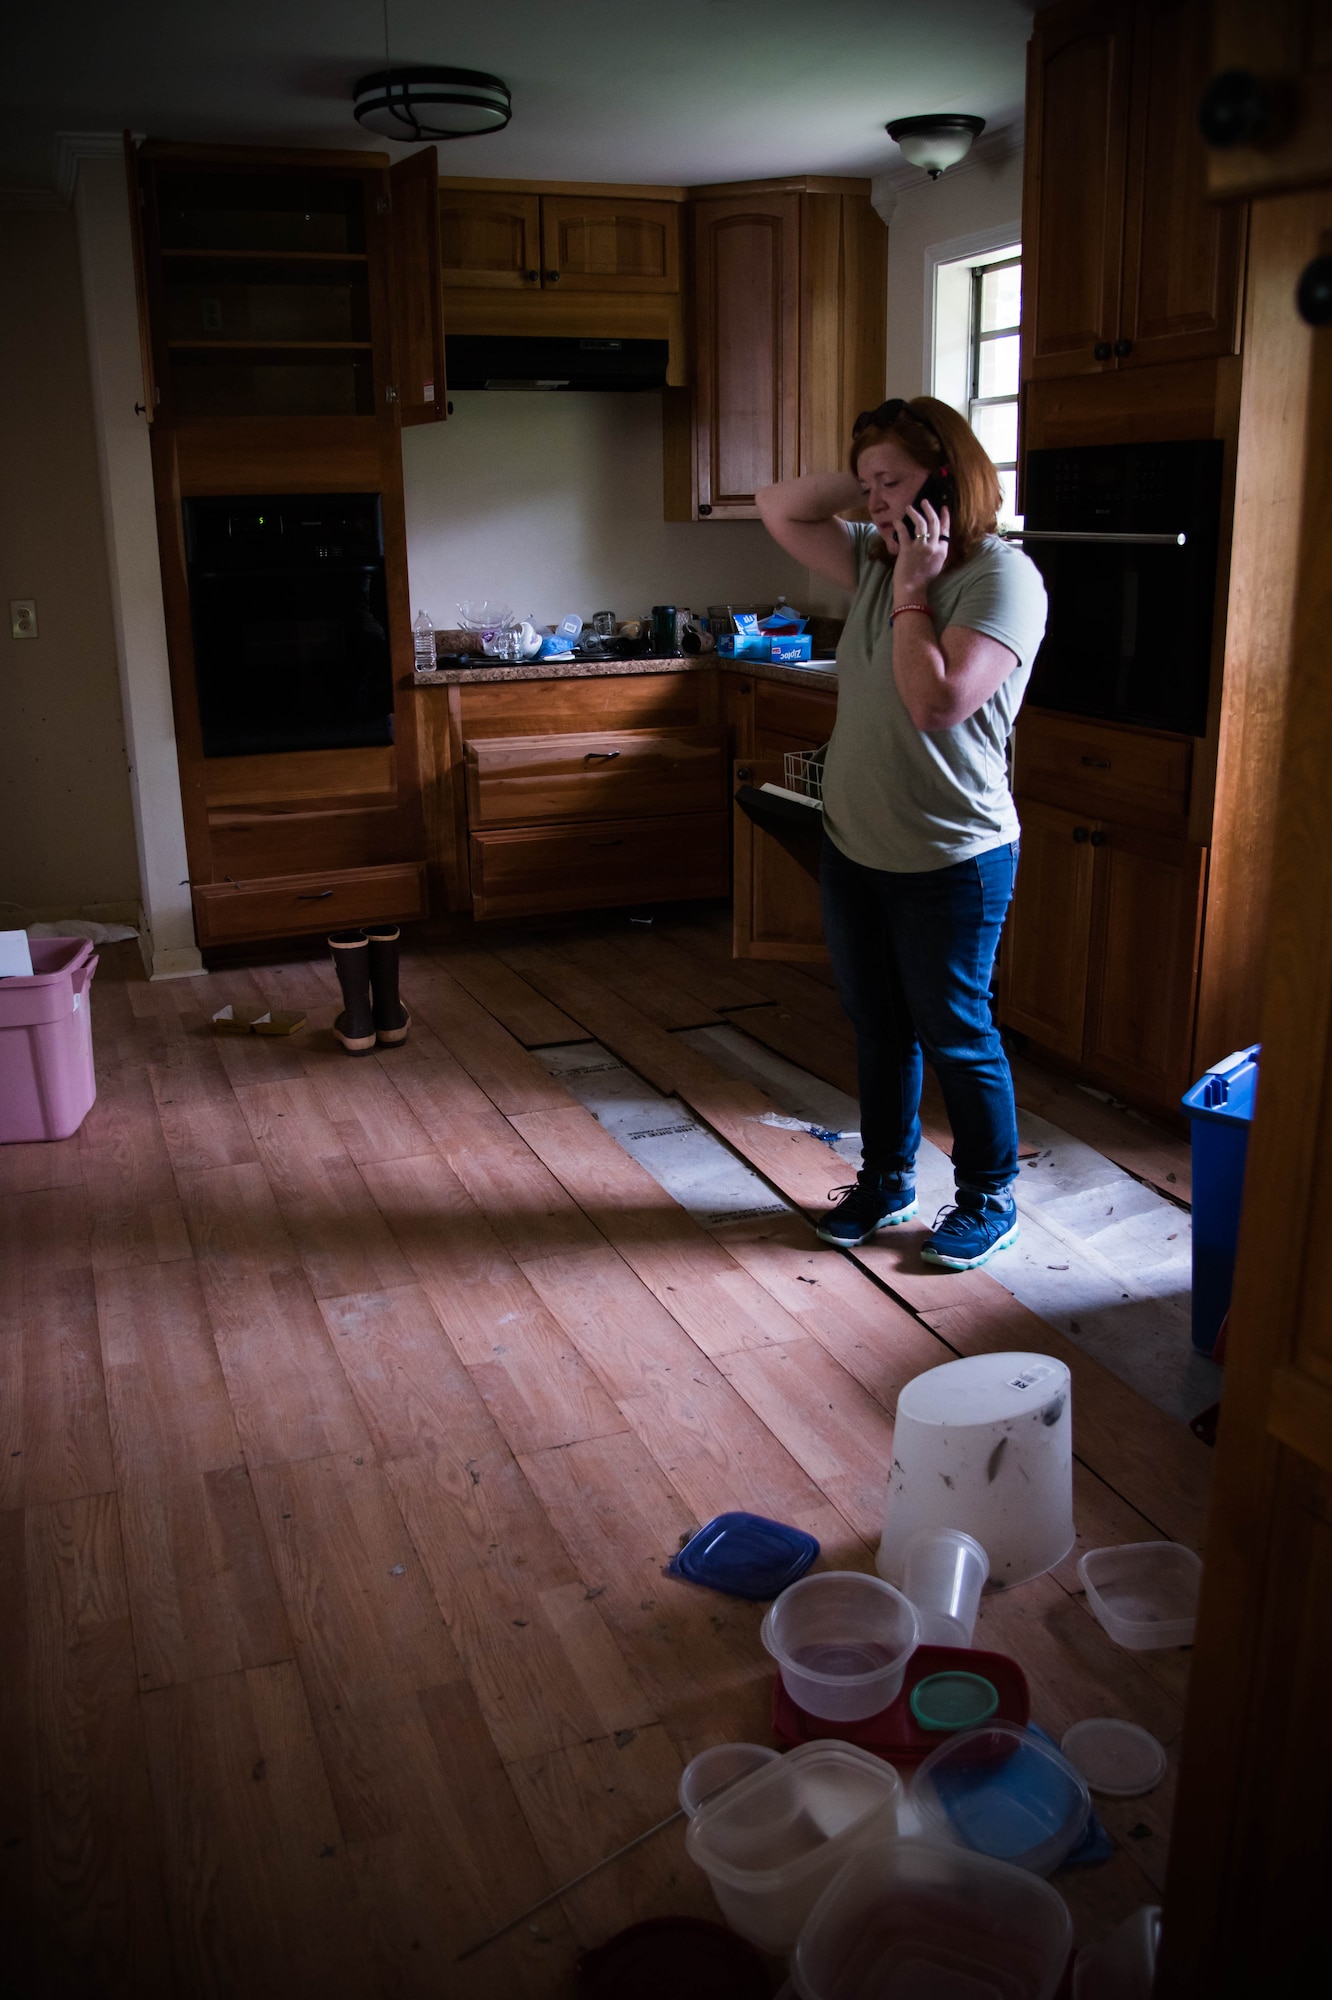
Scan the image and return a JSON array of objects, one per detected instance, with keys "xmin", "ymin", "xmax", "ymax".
[
  {"xmin": 353, "ymin": 66, "xmax": 512, "ymax": 141},
  {"xmin": 885, "ymin": 114, "xmax": 986, "ymax": 180}
]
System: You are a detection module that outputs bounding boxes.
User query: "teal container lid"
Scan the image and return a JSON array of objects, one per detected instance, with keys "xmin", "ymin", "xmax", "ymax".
[
  {"xmin": 1182, "ymin": 1044, "xmax": 1259, "ymax": 1124},
  {"xmin": 910, "ymin": 1671, "xmax": 1000, "ymax": 1732}
]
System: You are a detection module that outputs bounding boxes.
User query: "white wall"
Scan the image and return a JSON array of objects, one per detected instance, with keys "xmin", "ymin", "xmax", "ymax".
[
  {"xmin": 74, "ymin": 154, "xmax": 201, "ymax": 977},
  {"xmin": 402, "ymin": 391, "xmax": 822, "ymax": 627},
  {"xmin": 0, "ymin": 207, "xmax": 141, "ymax": 921},
  {"xmin": 880, "ymin": 145, "xmax": 1025, "ymax": 398}
]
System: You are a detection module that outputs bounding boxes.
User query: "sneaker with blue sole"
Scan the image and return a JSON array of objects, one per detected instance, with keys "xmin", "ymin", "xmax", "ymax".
[
  {"xmin": 816, "ymin": 1172, "xmax": 919, "ymax": 1247},
  {"xmin": 921, "ymin": 1191, "xmax": 1020, "ymax": 1270}
]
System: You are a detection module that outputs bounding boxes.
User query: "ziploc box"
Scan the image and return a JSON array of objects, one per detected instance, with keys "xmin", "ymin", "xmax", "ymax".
[
  {"xmin": 717, "ymin": 611, "xmax": 770, "ymax": 661},
  {"xmin": 769, "ymin": 634, "xmax": 813, "ymax": 663}
]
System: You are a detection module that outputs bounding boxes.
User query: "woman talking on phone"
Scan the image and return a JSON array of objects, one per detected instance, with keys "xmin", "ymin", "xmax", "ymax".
[{"xmin": 756, "ymin": 397, "xmax": 1047, "ymax": 1270}]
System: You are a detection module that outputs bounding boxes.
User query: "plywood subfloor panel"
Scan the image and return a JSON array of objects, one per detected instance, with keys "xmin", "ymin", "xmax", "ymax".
[{"xmin": 7, "ymin": 914, "xmax": 1212, "ymax": 1990}]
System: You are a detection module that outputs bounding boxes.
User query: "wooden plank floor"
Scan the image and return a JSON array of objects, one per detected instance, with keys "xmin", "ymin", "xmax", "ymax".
[{"xmin": 0, "ymin": 909, "xmax": 1209, "ymax": 1996}]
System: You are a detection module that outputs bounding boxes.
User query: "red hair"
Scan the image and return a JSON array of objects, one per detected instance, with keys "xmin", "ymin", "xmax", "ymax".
[{"xmin": 850, "ymin": 395, "xmax": 1002, "ymax": 569}]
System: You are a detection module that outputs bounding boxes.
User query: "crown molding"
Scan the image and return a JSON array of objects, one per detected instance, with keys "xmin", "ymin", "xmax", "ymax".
[
  {"xmin": 875, "ymin": 119, "xmax": 1025, "ymax": 205},
  {"xmin": 53, "ymin": 131, "xmax": 140, "ymax": 205}
]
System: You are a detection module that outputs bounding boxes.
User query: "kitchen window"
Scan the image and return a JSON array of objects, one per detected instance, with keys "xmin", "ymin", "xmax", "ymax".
[
  {"xmin": 969, "ymin": 255, "xmax": 1022, "ymax": 526},
  {"xmin": 930, "ymin": 239, "xmax": 1022, "ymax": 526}
]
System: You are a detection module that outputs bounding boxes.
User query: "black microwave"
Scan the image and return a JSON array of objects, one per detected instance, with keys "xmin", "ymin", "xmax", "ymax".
[{"xmin": 1017, "ymin": 440, "xmax": 1224, "ymax": 738}]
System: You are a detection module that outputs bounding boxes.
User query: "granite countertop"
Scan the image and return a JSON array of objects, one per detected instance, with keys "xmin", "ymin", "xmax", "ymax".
[{"xmin": 413, "ymin": 652, "xmax": 839, "ymax": 691}]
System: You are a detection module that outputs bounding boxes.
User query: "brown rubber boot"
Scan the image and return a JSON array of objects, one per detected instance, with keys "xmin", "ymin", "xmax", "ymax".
[
  {"xmin": 366, "ymin": 925, "xmax": 411, "ymax": 1048},
  {"xmin": 329, "ymin": 931, "xmax": 376, "ymax": 1054}
]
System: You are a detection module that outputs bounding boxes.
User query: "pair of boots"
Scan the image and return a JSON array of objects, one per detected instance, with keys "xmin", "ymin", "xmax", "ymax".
[{"xmin": 328, "ymin": 927, "xmax": 410, "ymax": 1055}]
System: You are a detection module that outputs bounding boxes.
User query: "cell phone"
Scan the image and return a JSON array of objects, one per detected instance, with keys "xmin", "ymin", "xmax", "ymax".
[{"xmin": 903, "ymin": 467, "xmax": 952, "ymax": 538}]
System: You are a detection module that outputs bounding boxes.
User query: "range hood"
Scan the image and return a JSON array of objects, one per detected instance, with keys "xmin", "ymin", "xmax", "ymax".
[{"xmin": 444, "ymin": 335, "xmax": 669, "ymax": 391}]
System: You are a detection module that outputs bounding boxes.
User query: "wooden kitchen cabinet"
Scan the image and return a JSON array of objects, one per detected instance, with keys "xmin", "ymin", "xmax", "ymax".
[
  {"xmin": 998, "ymin": 785, "xmax": 1207, "ymax": 1110},
  {"xmin": 997, "ymin": 800, "xmax": 1097, "ymax": 1058},
  {"xmin": 1023, "ymin": 0, "xmax": 1245, "ymax": 382},
  {"xmin": 438, "ymin": 188, "xmax": 541, "ymax": 288},
  {"xmin": 672, "ymin": 181, "xmax": 887, "ymax": 520},
  {"xmin": 731, "ymin": 678, "xmax": 837, "ymax": 963},
  {"xmin": 128, "ymin": 138, "xmax": 436, "ymax": 949},
  {"xmin": 421, "ymin": 670, "xmax": 731, "ymax": 921},
  {"xmin": 439, "ymin": 185, "xmax": 680, "ymax": 293},
  {"xmin": 1083, "ymin": 820, "xmax": 1207, "ymax": 1100},
  {"xmin": 539, "ymin": 196, "xmax": 680, "ymax": 292}
]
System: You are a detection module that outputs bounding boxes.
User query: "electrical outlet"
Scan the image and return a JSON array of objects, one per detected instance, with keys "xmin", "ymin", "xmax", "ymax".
[{"xmin": 11, "ymin": 600, "xmax": 37, "ymax": 639}]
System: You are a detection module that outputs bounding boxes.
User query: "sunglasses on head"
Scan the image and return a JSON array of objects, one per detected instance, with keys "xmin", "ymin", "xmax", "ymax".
[{"xmin": 852, "ymin": 397, "xmax": 947, "ymax": 449}]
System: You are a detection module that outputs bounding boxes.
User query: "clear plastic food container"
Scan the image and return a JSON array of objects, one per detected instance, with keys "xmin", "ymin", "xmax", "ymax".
[
  {"xmin": 761, "ymin": 1571, "xmax": 919, "ymax": 1722},
  {"xmin": 791, "ymin": 1836, "xmax": 1074, "ymax": 2000},
  {"xmin": 1077, "ymin": 1542, "xmax": 1201, "ymax": 1650},
  {"xmin": 684, "ymin": 1741, "xmax": 904, "ymax": 1954},
  {"xmin": 910, "ymin": 1723, "xmax": 1092, "ymax": 1877}
]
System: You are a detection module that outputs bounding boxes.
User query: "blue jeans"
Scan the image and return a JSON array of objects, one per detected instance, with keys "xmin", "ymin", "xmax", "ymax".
[{"xmin": 819, "ymin": 835, "xmax": 1021, "ymax": 1198}]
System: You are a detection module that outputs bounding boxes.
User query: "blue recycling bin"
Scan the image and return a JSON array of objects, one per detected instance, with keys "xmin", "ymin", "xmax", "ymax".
[{"xmin": 1181, "ymin": 1044, "xmax": 1259, "ymax": 1356}]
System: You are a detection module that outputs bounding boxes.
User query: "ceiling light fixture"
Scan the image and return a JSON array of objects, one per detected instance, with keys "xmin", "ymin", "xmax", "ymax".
[
  {"xmin": 353, "ymin": 66, "xmax": 511, "ymax": 141},
  {"xmin": 885, "ymin": 114, "xmax": 986, "ymax": 180}
]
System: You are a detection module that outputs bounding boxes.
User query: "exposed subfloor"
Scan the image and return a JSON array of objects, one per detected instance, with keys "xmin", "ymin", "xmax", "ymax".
[{"xmin": 540, "ymin": 1023, "xmax": 1219, "ymax": 1428}]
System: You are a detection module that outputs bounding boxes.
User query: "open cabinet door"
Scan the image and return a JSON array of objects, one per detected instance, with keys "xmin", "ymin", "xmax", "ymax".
[
  {"xmin": 732, "ymin": 757, "xmax": 829, "ymax": 963},
  {"xmin": 1156, "ymin": 9, "xmax": 1332, "ymax": 1980},
  {"xmin": 389, "ymin": 146, "xmax": 447, "ymax": 426},
  {"xmin": 122, "ymin": 131, "xmax": 158, "ymax": 425}
]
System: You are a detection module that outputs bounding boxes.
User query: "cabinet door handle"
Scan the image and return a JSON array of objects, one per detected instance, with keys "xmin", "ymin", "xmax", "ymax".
[
  {"xmin": 1113, "ymin": 338, "xmax": 1133, "ymax": 359},
  {"xmin": 525, "ymin": 269, "xmax": 541, "ymax": 283},
  {"xmin": 1089, "ymin": 830, "xmax": 1108, "ymax": 848},
  {"xmin": 1093, "ymin": 342, "xmax": 1113, "ymax": 362},
  {"xmin": 545, "ymin": 269, "xmax": 560, "ymax": 283},
  {"xmin": 698, "ymin": 503, "xmax": 713, "ymax": 516},
  {"xmin": 1073, "ymin": 826, "xmax": 1090, "ymax": 843},
  {"xmin": 584, "ymin": 749, "xmax": 621, "ymax": 760},
  {"xmin": 1080, "ymin": 756, "xmax": 1111, "ymax": 769},
  {"xmin": 588, "ymin": 837, "xmax": 623, "ymax": 847},
  {"xmin": 297, "ymin": 890, "xmax": 333, "ymax": 901}
]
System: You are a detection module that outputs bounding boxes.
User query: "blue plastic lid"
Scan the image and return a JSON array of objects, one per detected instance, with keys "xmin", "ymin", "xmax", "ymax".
[
  {"xmin": 668, "ymin": 1512, "xmax": 819, "ymax": 1601},
  {"xmin": 1182, "ymin": 1044, "xmax": 1260, "ymax": 1123}
]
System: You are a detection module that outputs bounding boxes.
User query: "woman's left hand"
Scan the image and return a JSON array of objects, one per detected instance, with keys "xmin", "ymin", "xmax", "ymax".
[{"xmin": 891, "ymin": 499, "xmax": 951, "ymax": 600}]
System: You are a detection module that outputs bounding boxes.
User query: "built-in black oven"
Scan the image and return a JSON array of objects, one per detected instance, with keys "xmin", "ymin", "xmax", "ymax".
[
  {"xmin": 1016, "ymin": 440, "xmax": 1224, "ymax": 737},
  {"xmin": 182, "ymin": 493, "xmax": 394, "ymax": 758}
]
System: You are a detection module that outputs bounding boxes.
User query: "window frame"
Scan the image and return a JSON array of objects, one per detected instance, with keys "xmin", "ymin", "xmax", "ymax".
[{"xmin": 968, "ymin": 253, "xmax": 1022, "ymax": 525}]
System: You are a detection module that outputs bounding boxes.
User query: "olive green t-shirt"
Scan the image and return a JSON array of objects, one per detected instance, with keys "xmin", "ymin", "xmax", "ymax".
[{"xmin": 821, "ymin": 523, "xmax": 1049, "ymax": 874}]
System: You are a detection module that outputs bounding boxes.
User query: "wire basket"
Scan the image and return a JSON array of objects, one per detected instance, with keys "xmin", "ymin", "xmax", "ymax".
[{"xmin": 783, "ymin": 750, "xmax": 825, "ymax": 804}]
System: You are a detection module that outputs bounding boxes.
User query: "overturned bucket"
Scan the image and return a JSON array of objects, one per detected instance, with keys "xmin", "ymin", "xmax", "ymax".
[{"xmin": 877, "ymin": 1353, "xmax": 1074, "ymax": 1590}]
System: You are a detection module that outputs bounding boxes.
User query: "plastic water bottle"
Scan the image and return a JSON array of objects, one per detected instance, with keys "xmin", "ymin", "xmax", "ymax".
[{"xmin": 413, "ymin": 609, "xmax": 436, "ymax": 669}]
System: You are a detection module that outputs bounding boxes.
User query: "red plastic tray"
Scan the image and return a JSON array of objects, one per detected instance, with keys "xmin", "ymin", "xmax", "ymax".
[{"xmin": 771, "ymin": 1644, "xmax": 1030, "ymax": 1768}]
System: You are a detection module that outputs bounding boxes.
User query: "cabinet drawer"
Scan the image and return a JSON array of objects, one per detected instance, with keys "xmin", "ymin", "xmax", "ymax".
[
  {"xmin": 470, "ymin": 813, "xmax": 729, "ymax": 920},
  {"xmin": 465, "ymin": 726, "xmax": 727, "ymax": 829},
  {"xmin": 192, "ymin": 862, "xmax": 425, "ymax": 945},
  {"xmin": 1015, "ymin": 712, "xmax": 1192, "ymax": 830},
  {"xmin": 753, "ymin": 680, "xmax": 838, "ymax": 754}
]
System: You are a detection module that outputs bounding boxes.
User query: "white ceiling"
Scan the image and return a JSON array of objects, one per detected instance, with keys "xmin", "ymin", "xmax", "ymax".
[{"xmin": 4, "ymin": 0, "xmax": 1033, "ymax": 194}]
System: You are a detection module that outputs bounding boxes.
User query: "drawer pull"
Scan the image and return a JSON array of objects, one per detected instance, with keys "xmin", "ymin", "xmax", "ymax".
[
  {"xmin": 584, "ymin": 750, "xmax": 621, "ymax": 760},
  {"xmin": 1081, "ymin": 756, "xmax": 1111, "ymax": 769},
  {"xmin": 1073, "ymin": 826, "xmax": 1090, "ymax": 843},
  {"xmin": 297, "ymin": 890, "xmax": 334, "ymax": 901},
  {"xmin": 1089, "ymin": 830, "xmax": 1108, "ymax": 848}
]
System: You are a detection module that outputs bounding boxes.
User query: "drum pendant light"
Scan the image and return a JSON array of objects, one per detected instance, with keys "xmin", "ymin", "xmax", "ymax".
[
  {"xmin": 886, "ymin": 114, "xmax": 986, "ymax": 180},
  {"xmin": 353, "ymin": 67, "xmax": 511, "ymax": 141}
]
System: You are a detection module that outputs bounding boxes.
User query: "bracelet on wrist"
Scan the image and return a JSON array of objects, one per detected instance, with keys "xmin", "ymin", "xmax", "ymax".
[{"xmin": 889, "ymin": 601, "xmax": 934, "ymax": 623}]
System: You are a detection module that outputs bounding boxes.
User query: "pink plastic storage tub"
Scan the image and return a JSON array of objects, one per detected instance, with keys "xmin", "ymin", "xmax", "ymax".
[{"xmin": 0, "ymin": 938, "xmax": 99, "ymax": 1142}]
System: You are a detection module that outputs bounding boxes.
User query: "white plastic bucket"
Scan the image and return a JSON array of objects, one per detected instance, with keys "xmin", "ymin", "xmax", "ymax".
[{"xmin": 878, "ymin": 1353, "xmax": 1075, "ymax": 1589}]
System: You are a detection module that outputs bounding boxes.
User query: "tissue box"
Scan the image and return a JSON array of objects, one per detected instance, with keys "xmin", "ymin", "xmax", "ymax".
[{"xmin": 769, "ymin": 634, "xmax": 813, "ymax": 663}]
